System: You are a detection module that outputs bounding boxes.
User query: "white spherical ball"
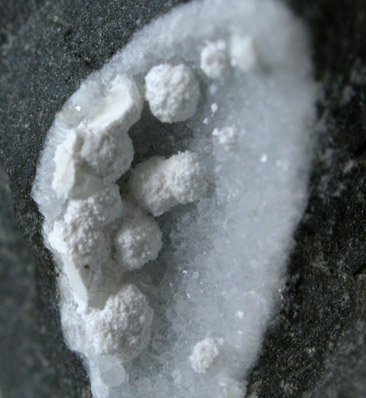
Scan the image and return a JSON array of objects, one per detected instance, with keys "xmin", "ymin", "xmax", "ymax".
[
  {"xmin": 129, "ymin": 156, "xmax": 175, "ymax": 216},
  {"xmin": 65, "ymin": 183, "xmax": 123, "ymax": 228},
  {"xmin": 145, "ymin": 63, "xmax": 200, "ymax": 123},
  {"xmin": 86, "ymin": 284, "xmax": 153, "ymax": 360},
  {"xmin": 80, "ymin": 129, "xmax": 134, "ymax": 183},
  {"xmin": 49, "ymin": 219, "xmax": 111, "ymax": 269},
  {"xmin": 114, "ymin": 212, "xmax": 162, "ymax": 271},
  {"xmin": 165, "ymin": 151, "xmax": 207, "ymax": 204}
]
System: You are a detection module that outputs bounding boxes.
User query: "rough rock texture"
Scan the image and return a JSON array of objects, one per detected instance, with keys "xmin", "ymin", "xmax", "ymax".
[
  {"xmin": 0, "ymin": 168, "xmax": 90, "ymax": 398},
  {"xmin": 0, "ymin": 0, "xmax": 365, "ymax": 397}
]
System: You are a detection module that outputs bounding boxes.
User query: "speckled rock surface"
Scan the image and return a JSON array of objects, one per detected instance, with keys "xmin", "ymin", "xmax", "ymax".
[
  {"xmin": 0, "ymin": 167, "xmax": 91, "ymax": 398},
  {"xmin": 0, "ymin": 0, "xmax": 365, "ymax": 397}
]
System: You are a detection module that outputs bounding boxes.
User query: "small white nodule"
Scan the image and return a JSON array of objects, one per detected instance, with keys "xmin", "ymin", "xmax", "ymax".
[
  {"xmin": 85, "ymin": 284, "xmax": 154, "ymax": 361},
  {"xmin": 200, "ymin": 40, "xmax": 228, "ymax": 79},
  {"xmin": 129, "ymin": 151, "xmax": 207, "ymax": 217},
  {"xmin": 145, "ymin": 63, "xmax": 200, "ymax": 123},
  {"xmin": 189, "ymin": 338, "xmax": 220, "ymax": 373},
  {"xmin": 212, "ymin": 126, "xmax": 237, "ymax": 149},
  {"xmin": 113, "ymin": 204, "xmax": 163, "ymax": 271}
]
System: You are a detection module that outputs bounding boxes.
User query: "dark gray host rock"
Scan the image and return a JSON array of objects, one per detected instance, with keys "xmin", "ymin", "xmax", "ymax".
[{"xmin": 0, "ymin": 0, "xmax": 365, "ymax": 397}]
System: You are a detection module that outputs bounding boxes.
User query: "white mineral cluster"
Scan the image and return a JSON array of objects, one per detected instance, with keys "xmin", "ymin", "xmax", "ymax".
[
  {"xmin": 33, "ymin": 51, "xmax": 207, "ymax": 395},
  {"xmin": 129, "ymin": 151, "xmax": 207, "ymax": 217},
  {"xmin": 32, "ymin": 0, "xmax": 318, "ymax": 397}
]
